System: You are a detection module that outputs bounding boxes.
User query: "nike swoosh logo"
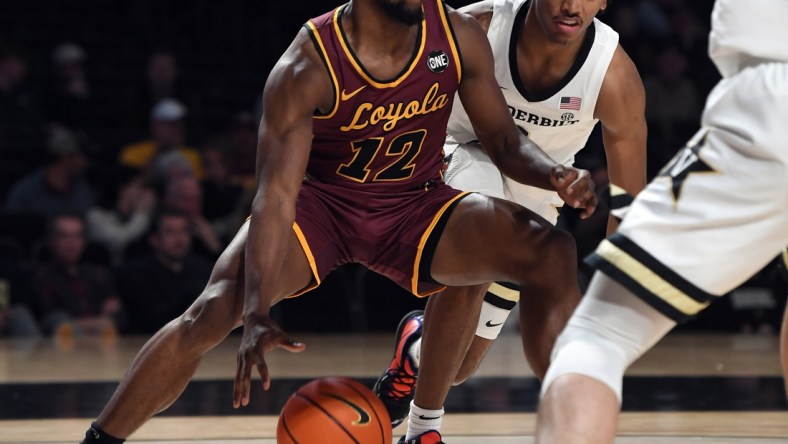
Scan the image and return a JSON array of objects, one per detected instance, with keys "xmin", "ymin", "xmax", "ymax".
[
  {"xmin": 322, "ymin": 392, "xmax": 371, "ymax": 425},
  {"xmin": 418, "ymin": 415, "xmax": 441, "ymax": 420},
  {"xmin": 341, "ymin": 85, "xmax": 367, "ymax": 101},
  {"xmin": 485, "ymin": 320, "xmax": 504, "ymax": 328}
]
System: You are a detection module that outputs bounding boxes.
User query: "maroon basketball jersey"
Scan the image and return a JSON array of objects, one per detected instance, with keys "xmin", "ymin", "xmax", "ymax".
[{"xmin": 305, "ymin": 0, "xmax": 462, "ymax": 193}]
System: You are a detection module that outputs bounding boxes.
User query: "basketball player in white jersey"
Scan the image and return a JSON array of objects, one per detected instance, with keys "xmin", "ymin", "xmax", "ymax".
[
  {"xmin": 373, "ymin": 0, "xmax": 647, "ymax": 440},
  {"xmin": 535, "ymin": 0, "xmax": 788, "ymax": 442}
]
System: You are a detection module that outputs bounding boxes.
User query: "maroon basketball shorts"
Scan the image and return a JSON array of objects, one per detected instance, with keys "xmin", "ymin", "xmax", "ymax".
[{"xmin": 290, "ymin": 180, "xmax": 469, "ymax": 298}]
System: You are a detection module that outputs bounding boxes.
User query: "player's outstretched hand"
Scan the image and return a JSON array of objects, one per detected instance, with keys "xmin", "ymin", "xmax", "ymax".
[
  {"xmin": 550, "ymin": 165, "xmax": 598, "ymax": 219},
  {"xmin": 233, "ymin": 314, "xmax": 305, "ymax": 408}
]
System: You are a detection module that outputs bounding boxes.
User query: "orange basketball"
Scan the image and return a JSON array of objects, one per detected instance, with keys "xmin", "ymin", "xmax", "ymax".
[{"xmin": 277, "ymin": 377, "xmax": 392, "ymax": 443}]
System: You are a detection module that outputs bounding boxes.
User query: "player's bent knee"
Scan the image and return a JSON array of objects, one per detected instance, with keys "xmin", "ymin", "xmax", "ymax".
[
  {"xmin": 539, "ymin": 273, "xmax": 680, "ymax": 401},
  {"xmin": 542, "ymin": 228, "xmax": 577, "ymax": 265},
  {"xmin": 540, "ymin": 329, "xmax": 629, "ymax": 402}
]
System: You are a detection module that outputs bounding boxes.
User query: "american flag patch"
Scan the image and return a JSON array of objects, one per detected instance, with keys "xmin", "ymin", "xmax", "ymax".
[{"xmin": 559, "ymin": 96, "xmax": 581, "ymax": 110}]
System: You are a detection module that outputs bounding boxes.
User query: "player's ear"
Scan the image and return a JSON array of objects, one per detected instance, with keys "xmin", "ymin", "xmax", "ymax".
[{"xmin": 598, "ymin": 0, "xmax": 608, "ymax": 15}]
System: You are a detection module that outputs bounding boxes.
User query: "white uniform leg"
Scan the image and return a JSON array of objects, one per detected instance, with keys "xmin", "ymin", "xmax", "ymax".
[{"xmin": 541, "ymin": 273, "xmax": 676, "ymax": 401}]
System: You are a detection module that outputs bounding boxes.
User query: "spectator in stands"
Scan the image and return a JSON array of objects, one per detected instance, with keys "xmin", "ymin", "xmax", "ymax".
[
  {"xmin": 146, "ymin": 51, "xmax": 180, "ymax": 105},
  {"xmin": 0, "ymin": 43, "xmax": 46, "ymax": 168},
  {"xmin": 123, "ymin": 50, "xmax": 189, "ymax": 137},
  {"xmin": 43, "ymin": 42, "xmax": 96, "ymax": 136},
  {"xmin": 31, "ymin": 212, "xmax": 120, "ymax": 336},
  {"xmin": 200, "ymin": 145, "xmax": 244, "ymax": 242},
  {"xmin": 4, "ymin": 126, "xmax": 94, "ymax": 217},
  {"xmin": 670, "ymin": 5, "xmax": 707, "ymax": 54},
  {"xmin": 148, "ymin": 149, "xmax": 194, "ymax": 197},
  {"xmin": 162, "ymin": 175, "xmax": 222, "ymax": 258},
  {"xmin": 0, "ymin": 257, "xmax": 41, "ymax": 337},
  {"xmin": 86, "ymin": 166, "xmax": 156, "ymax": 266},
  {"xmin": 116, "ymin": 210, "xmax": 212, "ymax": 334},
  {"xmin": 119, "ymin": 98, "xmax": 203, "ymax": 179}
]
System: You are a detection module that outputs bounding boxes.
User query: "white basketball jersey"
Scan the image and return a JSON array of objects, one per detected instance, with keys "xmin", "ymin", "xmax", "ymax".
[
  {"xmin": 709, "ymin": 0, "xmax": 788, "ymax": 78},
  {"xmin": 445, "ymin": 0, "xmax": 618, "ymax": 213}
]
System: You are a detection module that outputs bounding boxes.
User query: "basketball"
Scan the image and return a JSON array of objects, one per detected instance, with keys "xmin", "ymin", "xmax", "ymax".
[{"xmin": 277, "ymin": 377, "xmax": 392, "ymax": 443}]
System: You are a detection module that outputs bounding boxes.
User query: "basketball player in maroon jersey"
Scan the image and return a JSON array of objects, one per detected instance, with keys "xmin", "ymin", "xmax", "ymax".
[{"xmin": 80, "ymin": 1, "xmax": 597, "ymax": 443}]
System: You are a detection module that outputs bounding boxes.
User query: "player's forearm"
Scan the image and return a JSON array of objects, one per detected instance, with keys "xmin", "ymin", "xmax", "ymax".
[
  {"xmin": 491, "ymin": 132, "xmax": 556, "ymax": 191},
  {"xmin": 243, "ymin": 192, "xmax": 297, "ymax": 320}
]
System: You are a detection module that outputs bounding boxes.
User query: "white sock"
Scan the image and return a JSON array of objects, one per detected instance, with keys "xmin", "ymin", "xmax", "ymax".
[
  {"xmin": 405, "ymin": 400, "xmax": 444, "ymax": 439},
  {"xmin": 409, "ymin": 337, "xmax": 421, "ymax": 369}
]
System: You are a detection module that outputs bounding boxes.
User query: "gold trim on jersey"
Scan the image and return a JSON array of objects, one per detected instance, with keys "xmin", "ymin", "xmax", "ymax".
[
  {"xmin": 595, "ymin": 239, "xmax": 710, "ymax": 316},
  {"xmin": 333, "ymin": 6, "xmax": 427, "ymax": 89},
  {"xmin": 435, "ymin": 0, "xmax": 462, "ymax": 83},
  {"xmin": 411, "ymin": 191, "xmax": 470, "ymax": 297},
  {"xmin": 306, "ymin": 20, "xmax": 340, "ymax": 120},
  {"xmin": 286, "ymin": 222, "xmax": 322, "ymax": 298},
  {"xmin": 488, "ymin": 282, "xmax": 520, "ymax": 302}
]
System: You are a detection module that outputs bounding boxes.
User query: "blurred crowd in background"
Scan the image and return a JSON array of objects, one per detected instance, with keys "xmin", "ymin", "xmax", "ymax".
[{"xmin": 0, "ymin": 0, "xmax": 784, "ymax": 341}]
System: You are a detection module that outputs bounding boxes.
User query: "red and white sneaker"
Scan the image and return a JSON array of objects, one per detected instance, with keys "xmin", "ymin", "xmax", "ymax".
[
  {"xmin": 373, "ymin": 310, "xmax": 424, "ymax": 427},
  {"xmin": 397, "ymin": 430, "xmax": 445, "ymax": 444}
]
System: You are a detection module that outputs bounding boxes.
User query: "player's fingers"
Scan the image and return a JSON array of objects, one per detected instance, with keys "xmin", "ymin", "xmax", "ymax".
[
  {"xmin": 563, "ymin": 170, "xmax": 582, "ymax": 194},
  {"xmin": 580, "ymin": 193, "xmax": 599, "ymax": 219},
  {"xmin": 279, "ymin": 338, "xmax": 306, "ymax": 353},
  {"xmin": 571, "ymin": 175, "xmax": 594, "ymax": 204},
  {"xmin": 570, "ymin": 173, "xmax": 592, "ymax": 192},
  {"xmin": 255, "ymin": 355, "xmax": 271, "ymax": 391},
  {"xmin": 568, "ymin": 182, "xmax": 587, "ymax": 207},
  {"xmin": 242, "ymin": 352, "xmax": 255, "ymax": 407},
  {"xmin": 575, "ymin": 187, "xmax": 595, "ymax": 206},
  {"xmin": 233, "ymin": 352, "xmax": 250, "ymax": 408}
]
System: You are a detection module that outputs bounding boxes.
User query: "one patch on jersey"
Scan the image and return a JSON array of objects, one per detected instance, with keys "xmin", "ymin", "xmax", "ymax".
[{"xmin": 427, "ymin": 50, "xmax": 449, "ymax": 73}]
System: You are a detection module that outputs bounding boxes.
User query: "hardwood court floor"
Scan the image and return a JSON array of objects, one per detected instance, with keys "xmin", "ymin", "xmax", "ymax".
[{"xmin": 1, "ymin": 332, "xmax": 786, "ymax": 443}]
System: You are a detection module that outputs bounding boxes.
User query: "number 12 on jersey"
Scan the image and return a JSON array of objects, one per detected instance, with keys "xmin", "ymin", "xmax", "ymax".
[{"xmin": 336, "ymin": 130, "xmax": 426, "ymax": 183}]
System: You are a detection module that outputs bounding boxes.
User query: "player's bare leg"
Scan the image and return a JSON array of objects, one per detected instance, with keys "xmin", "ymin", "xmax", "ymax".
[
  {"xmin": 450, "ymin": 270, "xmax": 580, "ymax": 385},
  {"xmin": 88, "ymin": 221, "xmax": 312, "ymax": 440},
  {"xmin": 535, "ymin": 273, "xmax": 677, "ymax": 444},
  {"xmin": 402, "ymin": 194, "xmax": 582, "ymax": 439},
  {"xmin": 414, "ymin": 284, "xmax": 486, "ymax": 409},
  {"xmin": 454, "ymin": 335, "xmax": 494, "ymax": 384},
  {"xmin": 518, "ymin": 273, "xmax": 579, "ymax": 378},
  {"xmin": 439, "ymin": 285, "xmax": 575, "ymax": 384},
  {"xmin": 536, "ymin": 374, "xmax": 618, "ymax": 444}
]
